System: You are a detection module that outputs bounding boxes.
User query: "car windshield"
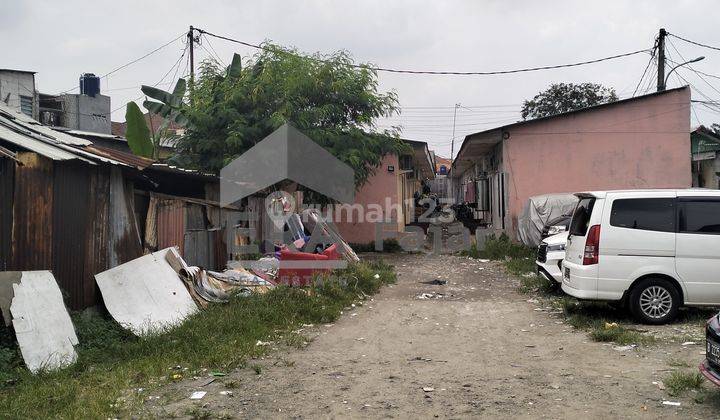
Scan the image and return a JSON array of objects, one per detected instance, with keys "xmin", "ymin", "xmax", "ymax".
[{"xmin": 569, "ymin": 197, "xmax": 595, "ymax": 236}]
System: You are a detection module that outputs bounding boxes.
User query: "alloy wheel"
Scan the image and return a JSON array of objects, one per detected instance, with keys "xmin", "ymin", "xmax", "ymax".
[{"xmin": 638, "ymin": 285, "xmax": 673, "ymax": 319}]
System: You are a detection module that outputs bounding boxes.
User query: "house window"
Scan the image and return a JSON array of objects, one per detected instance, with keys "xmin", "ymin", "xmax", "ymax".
[
  {"xmin": 19, "ymin": 95, "xmax": 33, "ymax": 117},
  {"xmin": 399, "ymin": 155, "xmax": 413, "ymax": 170}
]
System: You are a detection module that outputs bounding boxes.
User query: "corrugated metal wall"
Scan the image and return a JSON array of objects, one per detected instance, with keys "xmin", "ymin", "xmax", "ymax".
[
  {"xmin": 157, "ymin": 199, "xmax": 185, "ymax": 252},
  {"xmin": 0, "ymin": 158, "xmax": 13, "ymax": 271},
  {"xmin": 52, "ymin": 161, "xmax": 92, "ymax": 309},
  {"xmin": 11, "ymin": 152, "xmax": 53, "ymax": 270}
]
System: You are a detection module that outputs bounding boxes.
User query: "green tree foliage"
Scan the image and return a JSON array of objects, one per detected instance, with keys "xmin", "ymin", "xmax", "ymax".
[
  {"xmin": 521, "ymin": 83, "xmax": 618, "ymax": 120},
  {"xmin": 125, "ymin": 79, "xmax": 186, "ymax": 159},
  {"xmin": 172, "ymin": 44, "xmax": 408, "ymax": 188}
]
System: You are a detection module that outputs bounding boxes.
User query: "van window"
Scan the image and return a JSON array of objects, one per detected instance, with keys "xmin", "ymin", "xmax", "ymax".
[
  {"xmin": 569, "ymin": 197, "xmax": 595, "ymax": 236},
  {"xmin": 610, "ymin": 198, "xmax": 675, "ymax": 232},
  {"xmin": 679, "ymin": 200, "xmax": 720, "ymax": 234}
]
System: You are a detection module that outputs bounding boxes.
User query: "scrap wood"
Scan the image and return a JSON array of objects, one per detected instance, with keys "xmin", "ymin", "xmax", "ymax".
[
  {"xmin": 95, "ymin": 248, "xmax": 198, "ymax": 336},
  {"xmin": 6, "ymin": 271, "xmax": 78, "ymax": 373}
]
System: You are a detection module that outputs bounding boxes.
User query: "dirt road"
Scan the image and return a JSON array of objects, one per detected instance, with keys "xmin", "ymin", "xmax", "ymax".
[{"xmin": 151, "ymin": 253, "xmax": 717, "ymax": 418}]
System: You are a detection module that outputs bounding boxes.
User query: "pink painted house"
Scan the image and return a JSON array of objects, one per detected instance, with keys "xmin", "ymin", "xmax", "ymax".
[
  {"xmin": 335, "ymin": 140, "xmax": 435, "ymax": 245},
  {"xmin": 451, "ymin": 86, "xmax": 691, "ymax": 237}
]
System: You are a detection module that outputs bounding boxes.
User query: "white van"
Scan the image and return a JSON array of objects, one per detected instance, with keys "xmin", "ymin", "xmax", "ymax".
[{"xmin": 562, "ymin": 189, "xmax": 720, "ymax": 324}]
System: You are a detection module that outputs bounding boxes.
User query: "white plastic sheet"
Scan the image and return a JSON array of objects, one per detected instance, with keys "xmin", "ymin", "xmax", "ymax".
[
  {"xmin": 95, "ymin": 248, "xmax": 198, "ymax": 335},
  {"xmin": 517, "ymin": 194, "xmax": 578, "ymax": 247},
  {"xmin": 9, "ymin": 271, "xmax": 79, "ymax": 373}
]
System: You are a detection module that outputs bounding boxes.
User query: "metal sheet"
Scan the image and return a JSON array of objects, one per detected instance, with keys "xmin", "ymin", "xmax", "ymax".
[
  {"xmin": 183, "ymin": 230, "xmax": 211, "ymax": 268},
  {"xmin": 157, "ymin": 199, "xmax": 185, "ymax": 254},
  {"xmin": 0, "ymin": 158, "xmax": 13, "ymax": 271},
  {"xmin": 108, "ymin": 167, "xmax": 142, "ymax": 267},
  {"xmin": 10, "ymin": 271, "xmax": 79, "ymax": 373},
  {"xmin": 11, "ymin": 152, "xmax": 53, "ymax": 270},
  {"xmin": 0, "ymin": 104, "xmax": 90, "ymax": 146},
  {"xmin": 95, "ymin": 248, "xmax": 198, "ymax": 335},
  {"xmin": 52, "ymin": 161, "xmax": 92, "ymax": 310},
  {"xmin": 0, "ymin": 119, "xmax": 82, "ymax": 161},
  {"xmin": 83, "ymin": 165, "xmax": 110, "ymax": 305}
]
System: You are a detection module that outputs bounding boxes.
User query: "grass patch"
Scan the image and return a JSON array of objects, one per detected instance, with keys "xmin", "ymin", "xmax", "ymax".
[
  {"xmin": 556, "ymin": 298, "xmax": 656, "ymax": 345},
  {"xmin": 665, "ymin": 371, "xmax": 705, "ymax": 397},
  {"xmin": 0, "ymin": 260, "xmax": 396, "ymax": 419}
]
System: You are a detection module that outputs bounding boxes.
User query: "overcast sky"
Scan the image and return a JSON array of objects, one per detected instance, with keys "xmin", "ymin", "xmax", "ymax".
[{"xmin": 2, "ymin": 0, "xmax": 718, "ymax": 158}]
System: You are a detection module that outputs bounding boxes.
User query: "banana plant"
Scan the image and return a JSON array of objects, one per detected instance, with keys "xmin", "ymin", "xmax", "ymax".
[{"xmin": 125, "ymin": 78, "xmax": 187, "ymax": 159}]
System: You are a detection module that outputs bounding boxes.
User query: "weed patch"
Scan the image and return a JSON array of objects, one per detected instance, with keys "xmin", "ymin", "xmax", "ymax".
[
  {"xmin": 665, "ymin": 371, "xmax": 705, "ymax": 397},
  {"xmin": 0, "ymin": 260, "xmax": 396, "ymax": 419}
]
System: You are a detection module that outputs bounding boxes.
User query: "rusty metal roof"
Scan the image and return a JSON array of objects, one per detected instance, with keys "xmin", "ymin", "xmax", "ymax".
[{"xmin": 82, "ymin": 144, "xmax": 154, "ymax": 169}]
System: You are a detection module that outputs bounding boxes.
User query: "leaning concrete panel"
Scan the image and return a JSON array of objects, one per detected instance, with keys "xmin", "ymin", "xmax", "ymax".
[
  {"xmin": 9, "ymin": 271, "xmax": 79, "ymax": 373},
  {"xmin": 95, "ymin": 248, "xmax": 198, "ymax": 335}
]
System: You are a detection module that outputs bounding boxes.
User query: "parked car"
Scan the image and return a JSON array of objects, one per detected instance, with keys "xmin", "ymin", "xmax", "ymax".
[
  {"xmin": 541, "ymin": 213, "xmax": 572, "ymax": 239},
  {"xmin": 700, "ymin": 312, "xmax": 720, "ymax": 386},
  {"xmin": 562, "ymin": 189, "xmax": 720, "ymax": 324},
  {"xmin": 536, "ymin": 231, "xmax": 568, "ymax": 283}
]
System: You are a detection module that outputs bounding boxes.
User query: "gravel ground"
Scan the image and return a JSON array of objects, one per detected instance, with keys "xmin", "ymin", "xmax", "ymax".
[{"xmin": 144, "ymin": 253, "xmax": 720, "ymax": 419}]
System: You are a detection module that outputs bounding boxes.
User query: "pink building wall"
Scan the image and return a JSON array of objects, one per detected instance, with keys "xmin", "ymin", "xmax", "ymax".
[
  {"xmin": 335, "ymin": 154, "xmax": 402, "ymax": 244},
  {"xmin": 503, "ymin": 87, "xmax": 691, "ymax": 233}
]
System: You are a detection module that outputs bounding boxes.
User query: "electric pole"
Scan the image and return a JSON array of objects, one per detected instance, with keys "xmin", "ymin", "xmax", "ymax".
[
  {"xmin": 657, "ymin": 28, "xmax": 666, "ymax": 91},
  {"xmin": 450, "ymin": 103, "xmax": 460, "ymax": 160},
  {"xmin": 188, "ymin": 25, "xmax": 196, "ymax": 102}
]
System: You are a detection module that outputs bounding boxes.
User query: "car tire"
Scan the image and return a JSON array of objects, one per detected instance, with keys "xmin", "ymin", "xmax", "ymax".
[{"xmin": 629, "ymin": 277, "xmax": 680, "ymax": 325}]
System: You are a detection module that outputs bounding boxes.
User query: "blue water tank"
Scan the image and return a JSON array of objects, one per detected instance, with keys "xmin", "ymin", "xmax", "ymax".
[{"xmin": 79, "ymin": 73, "xmax": 100, "ymax": 97}]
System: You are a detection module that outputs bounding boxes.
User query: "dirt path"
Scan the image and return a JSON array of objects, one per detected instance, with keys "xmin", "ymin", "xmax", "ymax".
[{"xmin": 150, "ymin": 253, "xmax": 717, "ymax": 419}]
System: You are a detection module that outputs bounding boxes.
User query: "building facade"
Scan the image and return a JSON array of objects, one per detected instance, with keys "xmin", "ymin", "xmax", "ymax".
[{"xmin": 451, "ymin": 86, "xmax": 692, "ymax": 238}]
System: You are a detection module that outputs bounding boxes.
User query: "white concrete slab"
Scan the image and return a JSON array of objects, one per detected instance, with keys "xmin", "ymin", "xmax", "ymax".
[
  {"xmin": 95, "ymin": 248, "xmax": 198, "ymax": 335},
  {"xmin": 10, "ymin": 271, "xmax": 79, "ymax": 373}
]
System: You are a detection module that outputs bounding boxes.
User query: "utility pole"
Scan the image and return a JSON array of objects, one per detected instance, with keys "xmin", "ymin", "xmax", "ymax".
[
  {"xmin": 188, "ymin": 26, "xmax": 195, "ymax": 86},
  {"xmin": 657, "ymin": 28, "xmax": 666, "ymax": 91},
  {"xmin": 450, "ymin": 103, "xmax": 460, "ymax": 160}
]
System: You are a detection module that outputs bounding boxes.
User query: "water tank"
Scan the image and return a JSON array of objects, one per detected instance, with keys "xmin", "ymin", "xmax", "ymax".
[{"xmin": 79, "ymin": 73, "xmax": 100, "ymax": 97}]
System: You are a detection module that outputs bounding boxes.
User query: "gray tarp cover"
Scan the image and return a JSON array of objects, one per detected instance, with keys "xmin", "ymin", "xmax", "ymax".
[{"xmin": 517, "ymin": 194, "xmax": 578, "ymax": 247}]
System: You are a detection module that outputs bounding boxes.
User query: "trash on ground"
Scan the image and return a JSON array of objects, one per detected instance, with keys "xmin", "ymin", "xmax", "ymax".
[
  {"xmin": 189, "ymin": 391, "xmax": 207, "ymax": 400},
  {"xmin": 681, "ymin": 341, "xmax": 696, "ymax": 346},
  {"xmin": 662, "ymin": 400, "xmax": 681, "ymax": 406},
  {"xmin": 612, "ymin": 344, "xmax": 637, "ymax": 351},
  {"xmin": 95, "ymin": 248, "xmax": 198, "ymax": 335},
  {"xmin": 422, "ymin": 279, "xmax": 447, "ymax": 285},
  {"xmin": 1, "ymin": 271, "xmax": 79, "ymax": 373},
  {"xmin": 416, "ymin": 292, "xmax": 445, "ymax": 300},
  {"xmin": 220, "ymin": 390, "xmax": 234, "ymax": 397},
  {"xmin": 422, "ymin": 387, "xmax": 435, "ymax": 392},
  {"xmin": 604, "ymin": 322, "xmax": 619, "ymax": 329},
  {"xmin": 652, "ymin": 381, "xmax": 666, "ymax": 390}
]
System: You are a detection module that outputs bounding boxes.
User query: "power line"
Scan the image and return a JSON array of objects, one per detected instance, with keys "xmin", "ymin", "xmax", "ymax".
[
  {"xmin": 110, "ymin": 44, "xmax": 189, "ymax": 116},
  {"xmin": 196, "ymin": 27, "xmax": 652, "ymax": 76},
  {"xmin": 668, "ymin": 33, "xmax": 720, "ymax": 52},
  {"xmin": 56, "ymin": 32, "xmax": 186, "ymax": 95},
  {"xmin": 633, "ymin": 40, "xmax": 657, "ymax": 97}
]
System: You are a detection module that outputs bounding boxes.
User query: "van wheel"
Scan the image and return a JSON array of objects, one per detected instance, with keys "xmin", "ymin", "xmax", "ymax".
[{"xmin": 629, "ymin": 278, "xmax": 680, "ymax": 325}]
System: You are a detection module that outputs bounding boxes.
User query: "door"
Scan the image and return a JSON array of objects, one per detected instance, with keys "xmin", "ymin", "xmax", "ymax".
[{"xmin": 675, "ymin": 198, "xmax": 720, "ymax": 304}]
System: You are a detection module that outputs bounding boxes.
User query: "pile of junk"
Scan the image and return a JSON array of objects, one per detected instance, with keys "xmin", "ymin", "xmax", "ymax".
[{"xmin": 0, "ymin": 208, "xmax": 358, "ymax": 374}]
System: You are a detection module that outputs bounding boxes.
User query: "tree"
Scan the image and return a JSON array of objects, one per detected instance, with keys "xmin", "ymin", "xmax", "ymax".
[
  {"xmin": 125, "ymin": 79, "xmax": 186, "ymax": 159},
  {"xmin": 521, "ymin": 83, "xmax": 618, "ymax": 120},
  {"xmin": 171, "ymin": 44, "xmax": 408, "ymax": 188}
]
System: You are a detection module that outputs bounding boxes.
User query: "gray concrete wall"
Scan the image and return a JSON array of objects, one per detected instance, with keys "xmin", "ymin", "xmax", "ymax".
[
  {"xmin": 63, "ymin": 94, "xmax": 111, "ymax": 134},
  {"xmin": 0, "ymin": 71, "xmax": 36, "ymax": 118}
]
